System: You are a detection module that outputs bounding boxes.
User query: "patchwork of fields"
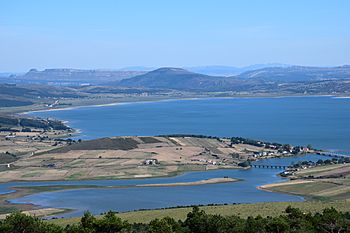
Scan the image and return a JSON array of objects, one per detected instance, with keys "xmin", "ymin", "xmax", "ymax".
[{"xmin": 0, "ymin": 136, "xmax": 274, "ymax": 182}]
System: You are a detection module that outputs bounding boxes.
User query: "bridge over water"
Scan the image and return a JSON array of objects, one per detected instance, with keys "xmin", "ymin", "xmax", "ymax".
[{"xmin": 251, "ymin": 164, "xmax": 289, "ymax": 169}]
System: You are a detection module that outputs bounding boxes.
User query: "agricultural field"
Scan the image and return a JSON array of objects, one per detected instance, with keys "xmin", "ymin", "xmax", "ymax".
[
  {"xmin": 0, "ymin": 136, "xmax": 273, "ymax": 182},
  {"xmin": 261, "ymin": 163, "xmax": 350, "ymax": 201}
]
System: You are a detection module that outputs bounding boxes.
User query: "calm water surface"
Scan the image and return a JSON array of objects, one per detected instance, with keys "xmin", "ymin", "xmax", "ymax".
[{"xmin": 31, "ymin": 96, "xmax": 350, "ymax": 153}]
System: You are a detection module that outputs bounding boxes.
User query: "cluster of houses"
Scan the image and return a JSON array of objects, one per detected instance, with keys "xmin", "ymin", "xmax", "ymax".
[
  {"xmin": 252, "ymin": 146, "xmax": 311, "ymax": 159},
  {"xmin": 280, "ymin": 161, "xmax": 319, "ymax": 177},
  {"xmin": 252, "ymin": 151, "xmax": 276, "ymax": 158},
  {"xmin": 190, "ymin": 158, "xmax": 223, "ymax": 165},
  {"xmin": 280, "ymin": 156, "xmax": 350, "ymax": 177}
]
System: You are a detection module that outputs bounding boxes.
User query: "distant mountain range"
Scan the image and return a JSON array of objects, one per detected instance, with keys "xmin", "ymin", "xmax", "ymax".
[
  {"xmin": 1, "ymin": 65, "xmax": 349, "ymax": 108},
  {"xmin": 117, "ymin": 65, "xmax": 350, "ymax": 93},
  {"xmin": 118, "ymin": 64, "xmax": 290, "ymax": 76},
  {"xmin": 185, "ymin": 64, "xmax": 290, "ymax": 76},
  {"xmin": 1, "ymin": 69, "xmax": 146, "ymax": 86},
  {"xmin": 1, "ymin": 65, "xmax": 349, "ymax": 94},
  {"xmin": 0, "ymin": 64, "xmax": 307, "ymax": 86},
  {"xmin": 118, "ymin": 67, "xmax": 237, "ymax": 91},
  {"xmin": 238, "ymin": 65, "xmax": 350, "ymax": 82}
]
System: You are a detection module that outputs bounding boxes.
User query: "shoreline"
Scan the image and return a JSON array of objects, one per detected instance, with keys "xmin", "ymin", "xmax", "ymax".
[
  {"xmin": 22, "ymin": 94, "xmax": 340, "ymax": 115},
  {"xmin": 20, "ymin": 96, "xmax": 201, "ymax": 115},
  {"xmin": 0, "ymin": 166, "xmax": 245, "ymax": 185},
  {"xmin": 258, "ymin": 180, "xmax": 314, "ymax": 190},
  {"xmin": 0, "ymin": 177, "xmax": 241, "ymax": 216},
  {"xmin": 1, "ymin": 94, "xmax": 348, "ymax": 217},
  {"xmin": 257, "ymin": 180, "xmax": 316, "ymax": 201}
]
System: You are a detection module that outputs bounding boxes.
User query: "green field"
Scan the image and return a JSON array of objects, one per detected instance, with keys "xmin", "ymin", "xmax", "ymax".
[{"xmin": 51, "ymin": 201, "xmax": 350, "ymax": 226}]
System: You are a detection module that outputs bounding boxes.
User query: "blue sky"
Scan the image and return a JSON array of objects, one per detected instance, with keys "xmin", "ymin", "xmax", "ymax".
[{"xmin": 1, "ymin": 0, "xmax": 349, "ymax": 71}]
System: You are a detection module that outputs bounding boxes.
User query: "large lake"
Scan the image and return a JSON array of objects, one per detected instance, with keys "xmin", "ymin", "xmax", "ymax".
[
  {"xmin": 6, "ymin": 96, "xmax": 349, "ymax": 217},
  {"xmin": 32, "ymin": 96, "xmax": 350, "ymax": 153}
]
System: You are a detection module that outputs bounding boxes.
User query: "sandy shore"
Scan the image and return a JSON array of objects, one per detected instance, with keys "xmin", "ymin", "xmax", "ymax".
[
  {"xmin": 22, "ymin": 97, "xmax": 201, "ymax": 115},
  {"xmin": 258, "ymin": 180, "xmax": 314, "ymax": 190},
  {"xmin": 136, "ymin": 177, "xmax": 238, "ymax": 187}
]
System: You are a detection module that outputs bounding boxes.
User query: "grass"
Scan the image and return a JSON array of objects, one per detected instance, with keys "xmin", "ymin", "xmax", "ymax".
[
  {"xmin": 266, "ymin": 181, "xmax": 350, "ymax": 201},
  {"xmin": 67, "ymin": 172, "xmax": 85, "ymax": 180},
  {"xmin": 50, "ymin": 201, "xmax": 350, "ymax": 226},
  {"xmin": 268, "ymin": 182, "xmax": 337, "ymax": 196},
  {"xmin": 21, "ymin": 172, "xmax": 42, "ymax": 178},
  {"xmin": 296, "ymin": 164, "xmax": 349, "ymax": 176},
  {"xmin": 264, "ymin": 163, "xmax": 350, "ymax": 201}
]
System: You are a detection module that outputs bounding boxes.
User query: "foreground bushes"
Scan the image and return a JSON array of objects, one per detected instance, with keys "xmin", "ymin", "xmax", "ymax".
[{"xmin": 1, "ymin": 206, "xmax": 350, "ymax": 233}]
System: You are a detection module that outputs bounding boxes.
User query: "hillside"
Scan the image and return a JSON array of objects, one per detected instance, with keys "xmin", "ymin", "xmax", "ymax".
[
  {"xmin": 186, "ymin": 64, "xmax": 289, "ymax": 76},
  {"xmin": 118, "ymin": 66, "xmax": 350, "ymax": 94},
  {"xmin": 0, "ymin": 84, "xmax": 84, "ymax": 108},
  {"xmin": 238, "ymin": 65, "xmax": 350, "ymax": 82},
  {"xmin": 4, "ymin": 69, "xmax": 146, "ymax": 86},
  {"xmin": 118, "ymin": 67, "xmax": 238, "ymax": 91},
  {"xmin": 1, "ymin": 66, "xmax": 349, "ymax": 109}
]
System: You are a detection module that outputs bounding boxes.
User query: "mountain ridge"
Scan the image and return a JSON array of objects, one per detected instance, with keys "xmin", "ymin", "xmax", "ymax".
[
  {"xmin": 118, "ymin": 67, "xmax": 236, "ymax": 91},
  {"xmin": 117, "ymin": 65, "xmax": 350, "ymax": 92}
]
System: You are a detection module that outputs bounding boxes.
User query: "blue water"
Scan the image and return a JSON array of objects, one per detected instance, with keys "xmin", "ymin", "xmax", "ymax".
[
  {"xmin": 5, "ymin": 154, "xmax": 330, "ymax": 217},
  {"xmin": 31, "ymin": 96, "xmax": 350, "ymax": 153},
  {"xmin": 6, "ymin": 96, "xmax": 349, "ymax": 217}
]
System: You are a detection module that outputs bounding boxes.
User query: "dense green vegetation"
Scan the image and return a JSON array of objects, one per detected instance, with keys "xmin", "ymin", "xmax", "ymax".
[{"xmin": 1, "ymin": 206, "xmax": 350, "ymax": 232}]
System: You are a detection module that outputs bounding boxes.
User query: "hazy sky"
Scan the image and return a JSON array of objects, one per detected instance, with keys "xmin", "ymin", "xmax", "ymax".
[{"xmin": 1, "ymin": 0, "xmax": 349, "ymax": 71}]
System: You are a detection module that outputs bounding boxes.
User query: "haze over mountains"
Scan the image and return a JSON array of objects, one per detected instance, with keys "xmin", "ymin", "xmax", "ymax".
[
  {"xmin": 2, "ymin": 64, "xmax": 349, "ymax": 87},
  {"xmin": 0, "ymin": 64, "xmax": 289, "ymax": 86},
  {"xmin": 118, "ymin": 64, "xmax": 291, "ymax": 76},
  {"xmin": 1, "ymin": 64, "xmax": 349, "ymax": 108},
  {"xmin": 118, "ymin": 67, "xmax": 237, "ymax": 91},
  {"xmin": 0, "ymin": 64, "xmax": 349, "ymax": 92},
  {"xmin": 186, "ymin": 63, "xmax": 290, "ymax": 76},
  {"xmin": 1, "ymin": 69, "xmax": 146, "ymax": 86},
  {"xmin": 118, "ymin": 65, "xmax": 350, "ymax": 91},
  {"xmin": 238, "ymin": 65, "xmax": 350, "ymax": 82}
]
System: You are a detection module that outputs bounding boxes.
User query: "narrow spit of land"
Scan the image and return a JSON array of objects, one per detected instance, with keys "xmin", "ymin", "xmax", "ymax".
[{"xmin": 136, "ymin": 177, "xmax": 238, "ymax": 187}]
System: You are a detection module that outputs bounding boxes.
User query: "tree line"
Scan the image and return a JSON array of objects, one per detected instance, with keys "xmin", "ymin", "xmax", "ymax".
[{"xmin": 1, "ymin": 206, "xmax": 350, "ymax": 233}]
